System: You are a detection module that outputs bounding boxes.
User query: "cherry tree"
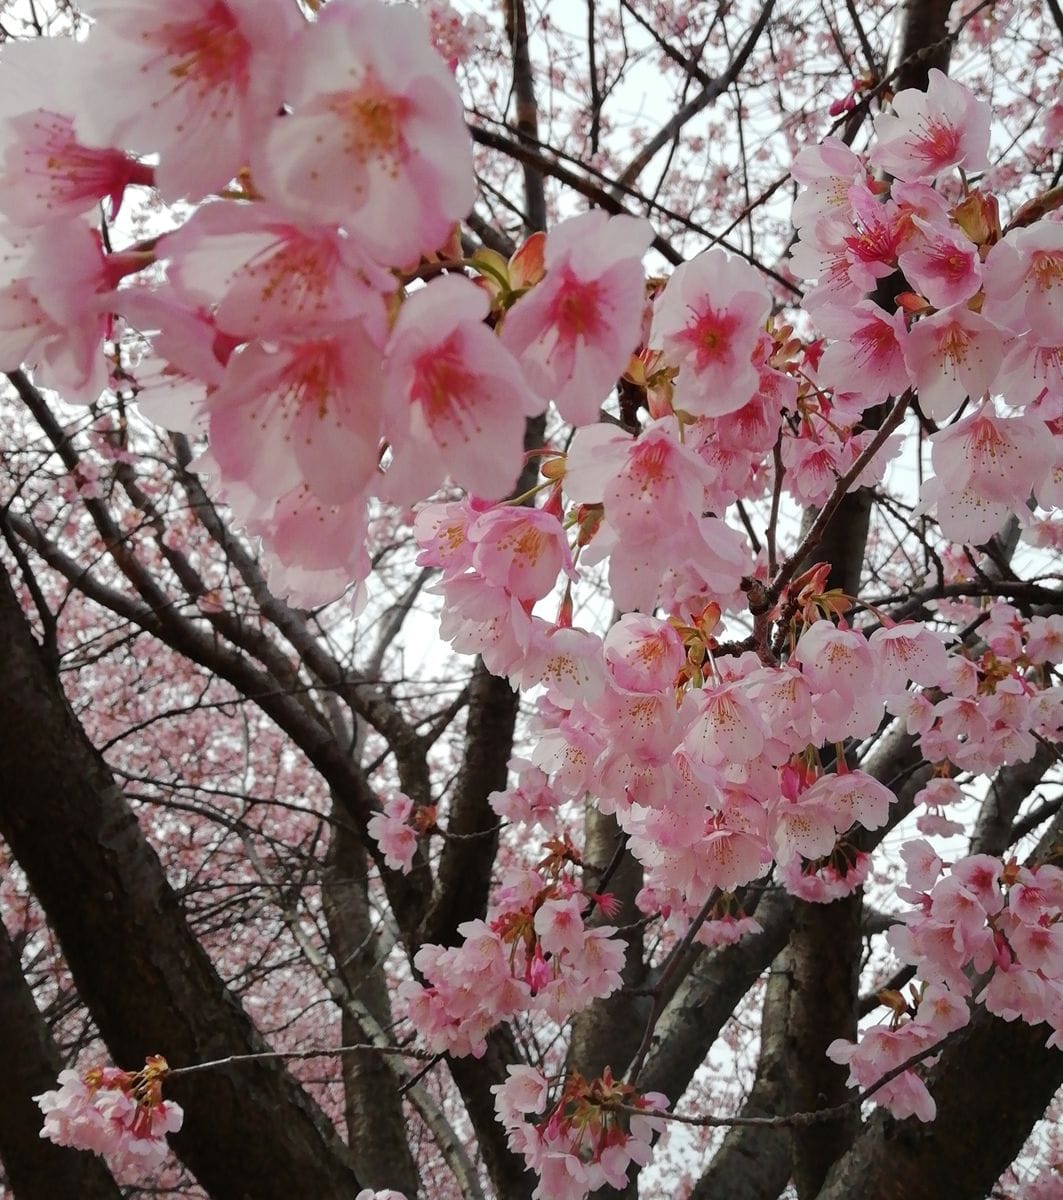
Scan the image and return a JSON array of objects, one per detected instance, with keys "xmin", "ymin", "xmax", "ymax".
[{"xmin": 1, "ymin": 1, "xmax": 1062, "ymax": 1199}]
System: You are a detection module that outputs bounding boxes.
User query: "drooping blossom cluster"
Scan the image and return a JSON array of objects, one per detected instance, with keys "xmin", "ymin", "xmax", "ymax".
[
  {"xmin": 829, "ymin": 853, "xmax": 1063, "ymax": 1122},
  {"xmin": 400, "ymin": 834, "xmax": 625, "ymax": 1058},
  {"xmin": 492, "ymin": 1065, "xmax": 667, "ymax": 1200},
  {"xmin": 367, "ymin": 791, "xmax": 434, "ymax": 874},
  {"xmin": 416, "ymin": 498, "xmax": 962, "ymax": 936},
  {"xmin": 0, "ymin": 0, "xmax": 567, "ymax": 606},
  {"xmin": 35, "ymin": 1056, "xmax": 182, "ymax": 1175},
  {"xmin": 790, "ymin": 68, "xmax": 1063, "ymax": 544},
  {"xmin": 891, "ymin": 602, "xmax": 1063, "ymax": 776}
]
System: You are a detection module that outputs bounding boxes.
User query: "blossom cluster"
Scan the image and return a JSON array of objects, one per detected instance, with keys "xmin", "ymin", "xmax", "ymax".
[
  {"xmin": 829, "ymin": 854, "xmax": 1063, "ymax": 1122},
  {"xmin": 791, "ymin": 68, "xmax": 1062, "ymax": 544},
  {"xmin": 492, "ymin": 1065, "xmax": 668, "ymax": 1200},
  {"xmin": 416, "ymin": 495, "xmax": 960, "ymax": 924},
  {"xmin": 35, "ymin": 1056, "xmax": 182, "ymax": 1175},
  {"xmin": 0, "ymin": 0, "xmax": 538, "ymax": 605},
  {"xmin": 893, "ymin": 602, "xmax": 1063, "ymax": 776},
  {"xmin": 401, "ymin": 837, "xmax": 625, "ymax": 1057}
]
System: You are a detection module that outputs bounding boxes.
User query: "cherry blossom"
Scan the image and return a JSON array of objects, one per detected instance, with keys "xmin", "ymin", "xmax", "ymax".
[
  {"xmin": 382, "ymin": 275, "xmax": 543, "ymax": 503},
  {"xmin": 792, "ymin": 621, "xmax": 877, "ymax": 701},
  {"xmin": 500, "ymin": 211, "xmax": 652, "ymax": 425},
  {"xmin": 467, "ymin": 506, "xmax": 575, "ymax": 604},
  {"xmin": 0, "ymin": 37, "xmax": 154, "ymax": 226},
  {"xmin": 203, "ymin": 322, "xmax": 385, "ymax": 507},
  {"xmin": 983, "ymin": 223, "xmax": 1063, "ymax": 337},
  {"xmin": 790, "ymin": 136, "xmax": 867, "ymax": 228},
  {"xmin": 603, "ymin": 613, "xmax": 685, "ymax": 694},
  {"xmin": 897, "ymin": 217, "xmax": 982, "ymax": 309},
  {"xmin": 0, "ymin": 220, "xmax": 132, "ymax": 403},
  {"xmin": 159, "ymin": 202, "xmax": 394, "ymax": 342},
  {"xmin": 492, "ymin": 1067, "xmax": 667, "ymax": 1200},
  {"xmin": 36, "ymin": 1057, "xmax": 183, "ymax": 1174},
  {"xmin": 816, "ymin": 301, "xmax": 912, "ymax": 403},
  {"xmin": 7, "ymin": 31, "xmax": 1063, "ymax": 1200},
  {"xmin": 367, "ymin": 793, "xmax": 421, "ymax": 874},
  {"xmin": 929, "ymin": 407, "xmax": 1053, "ymax": 513},
  {"xmin": 76, "ymin": 0, "xmax": 299, "ymax": 202},
  {"xmin": 651, "ymin": 248, "xmax": 771, "ymax": 416},
  {"xmin": 906, "ymin": 305, "xmax": 1003, "ymax": 422},
  {"xmin": 871, "ymin": 68, "xmax": 991, "ymax": 182},
  {"xmin": 254, "ymin": 0, "xmax": 475, "ymax": 264}
]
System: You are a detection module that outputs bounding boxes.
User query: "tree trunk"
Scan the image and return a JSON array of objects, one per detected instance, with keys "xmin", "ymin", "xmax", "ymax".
[
  {"xmin": 0, "ymin": 567, "xmax": 362, "ymax": 1200},
  {"xmin": 0, "ymin": 919, "xmax": 124, "ymax": 1200}
]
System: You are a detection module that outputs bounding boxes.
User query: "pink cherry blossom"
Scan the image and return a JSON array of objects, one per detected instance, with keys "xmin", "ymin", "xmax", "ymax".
[
  {"xmin": 869, "ymin": 623, "xmax": 951, "ymax": 693},
  {"xmin": 984, "ymin": 965, "xmax": 1049, "ymax": 1025},
  {"xmin": 715, "ymin": 385, "xmax": 787, "ymax": 454},
  {"xmin": 651, "ymin": 248, "xmax": 771, "ymax": 416},
  {"xmin": 905, "ymin": 306, "xmax": 1004, "ymax": 422},
  {"xmin": 36, "ymin": 1058, "xmax": 183, "ymax": 1174},
  {"xmin": 493, "ymin": 1069, "xmax": 667, "ymax": 1200},
  {"xmin": 492, "ymin": 1065, "xmax": 550, "ymax": 1125},
  {"xmin": 914, "ymin": 984, "xmax": 970, "ymax": 1035},
  {"xmin": 1025, "ymin": 615, "xmax": 1063, "ymax": 665},
  {"xmin": 413, "ymin": 497, "xmax": 488, "ymax": 576},
  {"xmin": 436, "ymin": 573, "xmax": 535, "ymax": 675},
  {"xmin": 489, "ymin": 758, "xmax": 562, "ymax": 832},
  {"xmin": 930, "ymin": 407, "xmax": 1053, "ymax": 511},
  {"xmin": 771, "ymin": 787, "xmax": 841, "ymax": 864},
  {"xmin": 510, "ymin": 624, "xmax": 606, "ymax": 704},
  {"xmin": 567, "ymin": 418, "xmax": 709, "ymax": 541},
  {"xmin": 780, "ymin": 850, "xmax": 870, "ymax": 902},
  {"xmin": 367, "ymin": 793, "xmax": 420, "ymax": 874},
  {"xmin": 792, "ymin": 621, "xmax": 877, "ymax": 702},
  {"xmin": 870, "ymin": 68, "xmax": 990, "ymax": 182},
  {"xmin": 255, "ymin": 0, "xmax": 474, "ymax": 264},
  {"xmin": 897, "ymin": 217, "xmax": 982, "ymax": 309},
  {"xmin": 842, "ymin": 187, "xmax": 912, "ymax": 292},
  {"xmin": 816, "ymin": 301, "xmax": 912, "ymax": 403},
  {"xmin": 422, "ymin": 0, "xmax": 488, "ymax": 70},
  {"xmin": 996, "ymin": 336, "xmax": 1063, "ymax": 408},
  {"xmin": 811, "ymin": 769, "xmax": 895, "ymax": 833},
  {"xmin": 790, "ymin": 136, "xmax": 867, "ymax": 228},
  {"xmin": 983, "ymin": 223, "xmax": 1063, "ymax": 337},
  {"xmin": 811, "ymin": 684, "xmax": 884, "ymax": 744},
  {"xmin": 902, "ymin": 838, "xmax": 944, "ymax": 893},
  {"xmin": 952, "ymin": 855, "xmax": 1005, "ymax": 915},
  {"xmin": 789, "ymin": 212, "xmax": 866, "ymax": 314},
  {"xmin": 382, "ymin": 275, "xmax": 543, "ymax": 503},
  {"xmin": 828, "ymin": 1022, "xmax": 940, "ymax": 1122},
  {"xmin": 0, "ymin": 107, "xmax": 152, "ymax": 227},
  {"xmin": 0, "ymin": 220, "xmax": 124, "ymax": 403},
  {"xmin": 0, "ymin": 36, "xmax": 155, "ymax": 226},
  {"xmin": 500, "ymin": 211, "xmax": 652, "ymax": 425},
  {"xmin": 603, "ymin": 613, "xmax": 685, "ymax": 694},
  {"xmin": 467, "ymin": 506, "xmax": 574, "ymax": 604},
  {"xmin": 918, "ymin": 474, "xmax": 1012, "ymax": 545},
  {"xmin": 77, "ymin": 0, "xmax": 298, "ymax": 202},
  {"xmin": 682, "ymin": 681, "xmax": 766, "ymax": 770},
  {"xmin": 696, "ymin": 808, "xmax": 772, "ymax": 891},
  {"xmin": 244, "ymin": 481, "xmax": 374, "ymax": 608},
  {"xmin": 534, "ymin": 895, "xmax": 586, "ymax": 956},
  {"xmin": 204, "ymin": 323, "xmax": 385, "ymax": 507},
  {"xmin": 160, "ymin": 201, "xmax": 393, "ymax": 341},
  {"xmin": 1009, "ymin": 921, "xmax": 1063, "ymax": 977}
]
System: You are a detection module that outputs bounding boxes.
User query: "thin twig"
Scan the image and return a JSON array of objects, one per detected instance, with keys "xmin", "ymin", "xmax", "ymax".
[{"xmin": 167, "ymin": 1043, "xmax": 434, "ymax": 1078}]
